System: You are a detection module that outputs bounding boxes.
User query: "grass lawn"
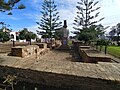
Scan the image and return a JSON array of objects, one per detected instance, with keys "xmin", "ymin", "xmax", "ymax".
[
  {"xmin": 68, "ymin": 40, "xmax": 72, "ymax": 45},
  {"xmin": 102, "ymin": 46, "xmax": 120, "ymax": 59}
]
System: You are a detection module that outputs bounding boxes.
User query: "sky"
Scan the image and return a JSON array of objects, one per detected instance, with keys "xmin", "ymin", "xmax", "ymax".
[{"xmin": 0, "ymin": 0, "xmax": 120, "ymax": 36}]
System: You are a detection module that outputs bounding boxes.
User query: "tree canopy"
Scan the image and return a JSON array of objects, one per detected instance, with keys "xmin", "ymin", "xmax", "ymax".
[
  {"xmin": 0, "ymin": 0, "xmax": 25, "ymax": 15},
  {"xmin": 0, "ymin": 28, "xmax": 10, "ymax": 42},
  {"xmin": 109, "ymin": 23, "xmax": 120, "ymax": 45},
  {"xmin": 73, "ymin": 0, "xmax": 105, "ymax": 43},
  {"xmin": 77, "ymin": 24, "xmax": 106, "ymax": 42},
  {"xmin": 19, "ymin": 28, "xmax": 37, "ymax": 41},
  {"xmin": 36, "ymin": 0, "xmax": 62, "ymax": 39}
]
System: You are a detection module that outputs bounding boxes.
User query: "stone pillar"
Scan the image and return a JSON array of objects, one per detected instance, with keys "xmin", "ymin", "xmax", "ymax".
[
  {"xmin": 62, "ymin": 20, "xmax": 68, "ymax": 45},
  {"xmin": 57, "ymin": 20, "xmax": 70, "ymax": 50}
]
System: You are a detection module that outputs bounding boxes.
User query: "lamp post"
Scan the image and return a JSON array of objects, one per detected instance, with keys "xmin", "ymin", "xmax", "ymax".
[{"xmin": 13, "ymin": 40, "xmax": 15, "ymax": 47}]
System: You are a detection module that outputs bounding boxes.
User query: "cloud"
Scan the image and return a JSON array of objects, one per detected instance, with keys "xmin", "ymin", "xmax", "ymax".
[
  {"xmin": 65, "ymin": 0, "xmax": 120, "ymax": 32},
  {"xmin": 55, "ymin": 0, "xmax": 78, "ymax": 34},
  {"xmin": 27, "ymin": 0, "xmax": 120, "ymax": 34},
  {"xmin": 23, "ymin": 13, "xmax": 41, "ymax": 21},
  {"xmin": 31, "ymin": 0, "xmax": 43, "ymax": 10},
  {"xmin": 58, "ymin": 8, "xmax": 77, "ymax": 34},
  {"xmin": 27, "ymin": 25, "xmax": 38, "ymax": 33},
  {"xmin": 100, "ymin": 0, "xmax": 120, "ymax": 27},
  {"xmin": 9, "ymin": 16, "xmax": 20, "ymax": 20},
  {"xmin": 14, "ymin": 25, "xmax": 38, "ymax": 34}
]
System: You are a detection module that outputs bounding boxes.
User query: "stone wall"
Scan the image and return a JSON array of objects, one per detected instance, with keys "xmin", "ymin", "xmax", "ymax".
[
  {"xmin": 79, "ymin": 46, "xmax": 111, "ymax": 63},
  {"xmin": 47, "ymin": 40, "xmax": 61, "ymax": 49},
  {"xmin": 36, "ymin": 43, "xmax": 47, "ymax": 49},
  {"xmin": 11, "ymin": 44, "xmax": 49, "ymax": 58},
  {"xmin": 0, "ymin": 65, "xmax": 119, "ymax": 90}
]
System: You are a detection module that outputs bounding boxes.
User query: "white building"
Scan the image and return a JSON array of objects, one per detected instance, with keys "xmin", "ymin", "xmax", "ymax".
[
  {"xmin": 9, "ymin": 32, "xmax": 19, "ymax": 41},
  {"xmin": 10, "ymin": 32, "xmax": 16, "ymax": 41}
]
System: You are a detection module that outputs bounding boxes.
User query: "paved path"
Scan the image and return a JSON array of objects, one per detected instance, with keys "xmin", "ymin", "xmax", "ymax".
[
  {"xmin": 0, "ymin": 50, "xmax": 120, "ymax": 82},
  {"xmin": 99, "ymin": 51, "xmax": 120, "ymax": 63}
]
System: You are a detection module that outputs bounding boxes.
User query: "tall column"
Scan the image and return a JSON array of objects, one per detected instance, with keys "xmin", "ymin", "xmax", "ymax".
[{"xmin": 62, "ymin": 20, "xmax": 68, "ymax": 45}]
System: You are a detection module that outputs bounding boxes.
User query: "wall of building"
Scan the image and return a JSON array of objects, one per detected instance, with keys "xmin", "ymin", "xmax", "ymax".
[{"xmin": 10, "ymin": 32, "xmax": 17, "ymax": 41}]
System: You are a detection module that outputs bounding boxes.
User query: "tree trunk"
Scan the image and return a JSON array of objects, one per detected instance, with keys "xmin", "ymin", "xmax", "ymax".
[
  {"xmin": 100, "ymin": 45, "xmax": 102, "ymax": 51},
  {"xmin": 105, "ymin": 45, "xmax": 107, "ymax": 54},
  {"xmin": 30, "ymin": 39, "xmax": 31, "ymax": 45}
]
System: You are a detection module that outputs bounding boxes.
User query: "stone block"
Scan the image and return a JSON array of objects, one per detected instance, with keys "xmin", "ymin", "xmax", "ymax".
[
  {"xmin": 36, "ymin": 43, "xmax": 47, "ymax": 49},
  {"xmin": 11, "ymin": 47, "xmax": 23, "ymax": 57},
  {"xmin": 11, "ymin": 45, "xmax": 39, "ymax": 58},
  {"xmin": 73, "ymin": 40, "xmax": 84, "ymax": 46},
  {"xmin": 80, "ymin": 46, "xmax": 91, "ymax": 49},
  {"xmin": 11, "ymin": 45, "xmax": 50, "ymax": 58},
  {"xmin": 79, "ymin": 48, "xmax": 111, "ymax": 63},
  {"xmin": 47, "ymin": 42, "xmax": 52, "ymax": 49}
]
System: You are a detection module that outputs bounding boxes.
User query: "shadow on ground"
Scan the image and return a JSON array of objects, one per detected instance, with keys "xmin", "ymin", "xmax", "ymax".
[{"xmin": 53, "ymin": 45, "xmax": 83, "ymax": 62}]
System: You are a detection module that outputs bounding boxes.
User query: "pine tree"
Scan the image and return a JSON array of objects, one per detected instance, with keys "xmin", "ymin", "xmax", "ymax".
[
  {"xmin": 74, "ymin": 0, "xmax": 104, "ymax": 29},
  {"xmin": 73, "ymin": 0, "xmax": 104, "ymax": 43},
  {"xmin": 36, "ymin": 0, "xmax": 62, "ymax": 39}
]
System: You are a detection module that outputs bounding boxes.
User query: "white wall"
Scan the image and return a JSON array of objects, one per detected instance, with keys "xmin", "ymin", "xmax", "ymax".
[{"xmin": 10, "ymin": 32, "xmax": 16, "ymax": 41}]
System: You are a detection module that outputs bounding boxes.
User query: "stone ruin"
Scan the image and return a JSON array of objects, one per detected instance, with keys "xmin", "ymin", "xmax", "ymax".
[
  {"xmin": 57, "ymin": 20, "xmax": 70, "ymax": 50},
  {"xmin": 10, "ymin": 41, "xmax": 61, "ymax": 58},
  {"xmin": 72, "ymin": 40, "xmax": 111, "ymax": 63},
  {"xmin": 11, "ymin": 43, "xmax": 49, "ymax": 58}
]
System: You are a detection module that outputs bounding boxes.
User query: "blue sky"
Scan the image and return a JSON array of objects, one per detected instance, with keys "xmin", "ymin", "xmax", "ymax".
[{"xmin": 0, "ymin": 0, "xmax": 120, "ymax": 35}]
